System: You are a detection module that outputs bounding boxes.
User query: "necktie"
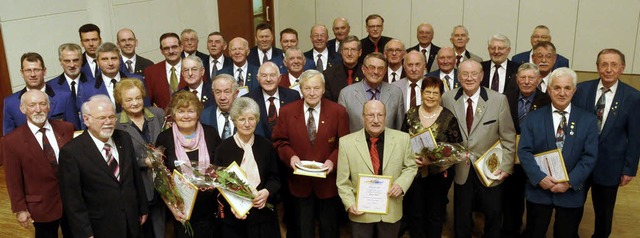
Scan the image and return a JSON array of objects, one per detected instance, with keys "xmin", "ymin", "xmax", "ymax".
[
  {"xmin": 267, "ymin": 97, "xmax": 277, "ymax": 129},
  {"xmin": 262, "ymin": 50, "xmax": 269, "ymax": 65},
  {"xmin": 236, "ymin": 68, "xmax": 244, "ymax": 87},
  {"xmin": 104, "ymin": 143, "xmax": 120, "ymax": 181},
  {"xmin": 444, "ymin": 75, "xmax": 452, "ymax": 90},
  {"xmin": 316, "ymin": 54, "xmax": 324, "ymax": 72},
  {"xmin": 421, "ymin": 49, "xmax": 428, "ymax": 64},
  {"xmin": 595, "ymin": 87, "xmax": 610, "ymax": 130},
  {"xmin": 410, "ymin": 82, "xmax": 417, "ymax": 108},
  {"xmin": 111, "ymin": 78, "xmax": 117, "ymax": 91},
  {"xmin": 466, "ymin": 98, "xmax": 474, "ymax": 133},
  {"xmin": 491, "ymin": 64, "xmax": 501, "ymax": 92},
  {"xmin": 222, "ymin": 112, "xmax": 232, "ymax": 139},
  {"xmin": 170, "ymin": 66, "xmax": 178, "ymax": 92},
  {"xmin": 391, "ymin": 72, "xmax": 397, "ymax": 83},
  {"xmin": 192, "ymin": 89, "xmax": 199, "ymax": 101},
  {"xmin": 307, "ymin": 108, "xmax": 317, "ymax": 144},
  {"xmin": 368, "ymin": 88, "xmax": 378, "ymax": 100},
  {"xmin": 93, "ymin": 60, "xmax": 99, "ymax": 78},
  {"xmin": 347, "ymin": 69, "xmax": 354, "ymax": 85},
  {"xmin": 369, "ymin": 137, "xmax": 380, "ymax": 175},
  {"xmin": 70, "ymin": 81, "xmax": 77, "ymax": 99},
  {"xmin": 39, "ymin": 128, "xmax": 58, "ymax": 170},
  {"xmin": 455, "ymin": 55, "xmax": 462, "ymax": 68},
  {"xmin": 211, "ymin": 59, "xmax": 219, "ymax": 79},
  {"xmin": 538, "ymin": 80, "xmax": 546, "ymax": 92},
  {"xmin": 554, "ymin": 110, "xmax": 567, "ymax": 149},
  {"xmin": 518, "ymin": 98, "xmax": 530, "ymax": 122},
  {"xmin": 126, "ymin": 60, "xmax": 133, "ymax": 74},
  {"xmin": 374, "ymin": 44, "xmax": 379, "ymax": 53},
  {"xmin": 336, "ymin": 42, "xmax": 341, "ymax": 52}
]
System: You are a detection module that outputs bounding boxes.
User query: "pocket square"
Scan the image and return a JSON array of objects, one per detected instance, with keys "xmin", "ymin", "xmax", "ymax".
[{"xmin": 482, "ymin": 120, "xmax": 496, "ymax": 125}]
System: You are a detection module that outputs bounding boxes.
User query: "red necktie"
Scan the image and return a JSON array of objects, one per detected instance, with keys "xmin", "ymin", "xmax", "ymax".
[
  {"xmin": 347, "ymin": 69, "xmax": 354, "ymax": 85},
  {"xmin": 466, "ymin": 98, "xmax": 474, "ymax": 133},
  {"xmin": 369, "ymin": 137, "xmax": 380, "ymax": 174},
  {"xmin": 374, "ymin": 44, "xmax": 379, "ymax": 53}
]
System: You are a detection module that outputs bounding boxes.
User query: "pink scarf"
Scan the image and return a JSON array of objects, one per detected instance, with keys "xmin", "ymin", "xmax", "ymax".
[
  {"xmin": 233, "ymin": 134, "xmax": 261, "ymax": 191},
  {"xmin": 172, "ymin": 122, "xmax": 210, "ymax": 176}
]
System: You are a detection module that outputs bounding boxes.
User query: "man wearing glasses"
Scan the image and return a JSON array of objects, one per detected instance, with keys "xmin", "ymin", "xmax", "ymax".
[
  {"xmin": 359, "ymin": 14, "xmax": 392, "ymax": 63},
  {"xmin": 511, "ymin": 25, "xmax": 569, "ymax": 70},
  {"xmin": 480, "ymin": 34, "xmax": 521, "ymax": 95},
  {"xmin": 144, "ymin": 32, "xmax": 185, "ymax": 109}
]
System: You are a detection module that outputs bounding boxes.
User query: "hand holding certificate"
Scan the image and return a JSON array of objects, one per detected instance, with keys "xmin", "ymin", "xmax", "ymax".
[
  {"xmin": 534, "ymin": 149, "xmax": 569, "ymax": 182},
  {"xmin": 356, "ymin": 174, "xmax": 392, "ymax": 214}
]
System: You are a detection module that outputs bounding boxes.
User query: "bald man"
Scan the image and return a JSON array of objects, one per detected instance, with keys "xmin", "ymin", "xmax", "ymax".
[{"xmin": 407, "ymin": 23, "xmax": 441, "ymax": 73}]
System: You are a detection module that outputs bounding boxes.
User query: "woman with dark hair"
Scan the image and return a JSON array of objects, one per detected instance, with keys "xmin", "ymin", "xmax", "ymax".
[{"xmin": 402, "ymin": 76, "xmax": 462, "ymax": 238}]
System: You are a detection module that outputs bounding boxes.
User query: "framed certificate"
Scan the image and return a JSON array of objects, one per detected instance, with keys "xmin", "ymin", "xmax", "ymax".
[
  {"xmin": 172, "ymin": 170, "xmax": 198, "ymax": 220},
  {"xmin": 473, "ymin": 141, "xmax": 504, "ymax": 187},
  {"xmin": 217, "ymin": 161, "xmax": 254, "ymax": 217},
  {"xmin": 410, "ymin": 128, "xmax": 437, "ymax": 154},
  {"xmin": 356, "ymin": 174, "xmax": 392, "ymax": 214},
  {"xmin": 534, "ymin": 149, "xmax": 569, "ymax": 182}
]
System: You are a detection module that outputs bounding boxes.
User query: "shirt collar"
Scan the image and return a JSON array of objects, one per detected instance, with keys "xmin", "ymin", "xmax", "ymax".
[
  {"xmin": 263, "ymin": 88, "xmax": 280, "ymax": 101},
  {"xmin": 27, "ymin": 120, "xmax": 52, "ymax": 135},
  {"xmin": 597, "ymin": 79, "xmax": 619, "ymax": 94}
]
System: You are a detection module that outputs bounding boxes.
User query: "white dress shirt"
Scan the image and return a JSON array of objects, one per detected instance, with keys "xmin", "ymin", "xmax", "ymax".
[
  {"xmin": 489, "ymin": 61, "xmax": 508, "ymax": 93},
  {"xmin": 88, "ymin": 131, "xmax": 119, "ymax": 164},
  {"xmin": 216, "ymin": 107, "xmax": 236, "ymax": 138},
  {"xmin": 165, "ymin": 61, "xmax": 182, "ymax": 85},
  {"xmin": 313, "ymin": 48, "xmax": 329, "ymax": 70},
  {"xmin": 258, "ymin": 48, "xmax": 273, "ymax": 65},
  {"xmin": 102, "ymin": 73, "xmax": 122, "ymax": 104},
  {"xmin": 263, "ymin": 89, "xmax": 281, "ymax": 116},
  {"xmin": 27, "ymin": 120, "xmax": 60, "ymax": 161}
]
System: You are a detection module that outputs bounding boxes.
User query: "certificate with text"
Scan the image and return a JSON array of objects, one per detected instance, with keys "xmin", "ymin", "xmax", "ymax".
[
  {"xmin": 172, "ymin": 170, "xmax": 198, "ymax": 220},
  {"xmin": 534, "ymin": 149, "xmax": 569, "ymax": 182},
  {"xmin": 410, "ymin": 128, "xmax": 437, "ymax": 154},
  {"xmin": 356, "ymin": 174, "xmax": 392, "ymax": 214}
]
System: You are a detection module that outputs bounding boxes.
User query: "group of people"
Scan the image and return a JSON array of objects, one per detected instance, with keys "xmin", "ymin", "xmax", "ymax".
[{"xmin": 2, "ymin": 12, "xmax": 638, "ymax": 238}]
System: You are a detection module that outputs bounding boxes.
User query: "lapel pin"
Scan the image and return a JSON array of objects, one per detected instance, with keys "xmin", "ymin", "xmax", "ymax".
[{"xmin": 569, "ymin": 122, "xmax": 575, "ymax": 135}]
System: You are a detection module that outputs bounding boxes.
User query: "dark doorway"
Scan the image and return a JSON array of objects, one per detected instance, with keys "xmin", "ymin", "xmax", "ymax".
[{"xmin": 217, "ymin": 0, "xmax": 275, "ymax": 47}]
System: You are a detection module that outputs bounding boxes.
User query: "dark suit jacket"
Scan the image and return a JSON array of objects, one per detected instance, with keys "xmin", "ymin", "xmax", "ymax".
[
  {"xmin": 322, "ymin": 63, "xmax": 365, "ymax": 102},
  {"xmin": 327, "ymin": 38, "xmax": 341, "ymax": 54},
  {"xmin": 217, "ymin": 63, "xmax": 261, "ymax": 94},
  {"xmin": 511, "ymin": 50, "xmax": 570, "ymax": 70},
  {"xmin": 248, "ymin": 46, "xmax": 284, "ymax": 67},
  {"xmin": 480, "ymin": 60, "xmax": 520, "ymax": 95},
  {"xmin": 85, "ymin": 70, "xmax": 149, "ymax": 115},
  {"xmin": 214, "ymin": 135, "xmax": 280, "ymax": 225},
  {"xmin": 359, "ymin": 35, "xmax": 392, "ymax": 63},
  {"xmin": 505, "ymin": 89, "xmax": 551, "ymax": 134},
  {"xmin": 144, "ymin": 61, "xmax": 187, "ymax": 109},
  {"xmin": 118, "ymin": 55, "xmax": 154, "ymax": 78},
  {"xmin": 203, "ymin": 55, "xmax": 234, "ymax": 82},
  {"xmin": 3, "ymin": 120, "xmax": 74, "ymax": 222},
  {"xmin": 276, "ymin": 55, "xmax": 316, "ymax": 74},
  {"xmin": 81, "ymin": 53, "xmax": 99, "ymax": 82},
  {"xmin": 3, "ymin": 86, "xmax": 80, "ymax": 135},
  {"xmin": 272, "ymin": 98, "xmax": 349, "ymax": 199},
  {"xmin": 426, "ymin": 69, "xmax": 460, "ymax": 91},
  {"xmin": 384, "ymin": 68, "xmax": 406, "ymax": 83},
  {"xmin": 304, "ymin": 49, "xmax": 341, "ymax": 70},
  {"xmin": 518, "ymin": 105, "xmax": 598, "ymax": 207},
  {"xmin": 182, "ymin": 50, "xmax": 209, "ymax": 62},
  {"xmin": 572, "ymin": 79, "xmax": 640, "ymax": 186},
  {"xmin": 244, "ymin": 87, "xmax": 300, "ymax": 140},
  {"xmin": 59, "ymin": 130, "xmax": 148, "ymax": 238},
  {"xmin": 179, "ymin": 81, "xmax": 214, "ymax": 108},
  {"xmin": 47, "ymin": 72, "xmax": 92, "ymax": 114},
  {"xmin": 406, "ymin": 43, "xmax": 441, "ymax": 73}
]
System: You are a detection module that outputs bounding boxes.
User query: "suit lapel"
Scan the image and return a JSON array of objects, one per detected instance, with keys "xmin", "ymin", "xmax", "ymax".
[
  {"xmin": 381, "ymin": 130, "xmax": 396, "ymax": 172},
  {"xmin": 354, "ymin": 83, "xmax": 368, "ymax": 107},
  {"xmin": 80, "ymin": 131, "xmax": 120, "ymax": 183},
  {"xmin": 562, "ymin": 110, "xmax": 578, "ymax": 156},
  {"xmin": 544, "ymin": 108, "xmax": 557, "ymax": 150},
  {"xmin": 354, "ymin": 131, "xmax": 375, "ymax": 173},
  {"xmin": 51, "ymin": 122, "xmax": 69, "ymax": 148},
  {"xmin": 452, "ymin": 89, "xmax": 469, "ymax": 137},
  {"xmin": 112, "ymin": 131, "xmax": 129, "ymax": 183},
  {"xmin": 470, "ymin": 92, "xmax": 488, "ymax": 134},
  {"xmin": 600, "ymin": 85, "xmax": 624, "ymax": 140}
]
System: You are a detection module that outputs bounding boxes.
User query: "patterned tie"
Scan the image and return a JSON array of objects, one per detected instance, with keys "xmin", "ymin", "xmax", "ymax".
[
  {"xmin": 421, "ymin": 49, "xmax": 428, "ymax": 67},
  {"xmin": 262, "ymin": 50, "xmax": 269, "ymax": 65},
  {"xmin": 126, "ymin": 60, "xmax": 134, "ymax": 73},
  {"xmin": 307, "ymin": 108, "xmax": 317, "ymax": 145},
  {"xmin": 444, "ymin": 75, "xmax": 452, "ymax": 90},
  {"xmin": 267, "ymin": 97, "xmax": 277, "ymax": 129},
  {"xmin": 410, "ymin": 82, "xmax": 417, "ymax": 108},
  {"xmin": 104, "ymin": 143, "xmax": 120, "ymax": 181},
  {"xmin": 316, "ymin": 54, "xmax": 324, "ymax": 72},
  {"xmin": 70, "ymin": 81, "xmax": 77, "ymax": 100},
  {"xmin": 347, "ymin": 69, "xmax": 354, "ymax": 85},
  {"xmin": 236, "ymin": 68, "xmax": 244, "ymax": 87},
  {"xmin": 554, "ymin": 110, "xmax": 567, "ymax": 149},
  {"xmin": 518, "ymin": 98, "xmax": 530, "ymax": 123},
  {"xmin": 455, "ymin": 55, "xmax": 462, "ymax": 68},
  {"xmin": 369, "ymin": 137, "xmax": 380, "ymax": 175},
  {"xmin": 595, "ymin": 87, "xmax": 610, "ymax": 131},
  {"xmin": 211, "ymin": 59, "xmax": 219, "ymax": 79},
  {"xmin": 391, "ymin": 72, "xmax": 397, "ymax": 83},
  {"xmin": 466, "ymin": 98, "xmax": 474, "ymax": 133},
  {"xmin": 39, "ymin": 128, "xmax": 58, "ymax": 170},
  {"xmin": 222, "ymin": 112, "xmax": 232, "ymax": 139},
  {"xmin": 170, "ymin": 66, "xmax": 178, "ymax": 92},
  {"xmin": 368, "ymin": 88, "xmax": 378, "ymax": 100},
  {"xmin": 491, "ymin": 64, "xmax": 500, "ymax": 92}
]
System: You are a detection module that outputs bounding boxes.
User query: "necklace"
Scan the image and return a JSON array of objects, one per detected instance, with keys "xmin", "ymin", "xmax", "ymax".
[{"xmin": 420, "ymin": 107, "xmax": 441, "ymax": 119}]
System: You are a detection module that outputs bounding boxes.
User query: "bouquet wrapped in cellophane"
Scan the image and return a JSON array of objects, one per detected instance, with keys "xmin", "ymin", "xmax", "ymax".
[{"xmin": 417, "ymin": 142, "xmax": 481, "ymax": 177}]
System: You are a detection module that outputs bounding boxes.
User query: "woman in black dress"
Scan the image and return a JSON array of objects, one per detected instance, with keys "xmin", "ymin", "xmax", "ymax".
[
  {"xmin": 214, "ymin": 97, "xmax": 281, "ymax": 238},
  {"xmin": 155, "ymin": 90, "xmax": 222, "ymax": 238}
]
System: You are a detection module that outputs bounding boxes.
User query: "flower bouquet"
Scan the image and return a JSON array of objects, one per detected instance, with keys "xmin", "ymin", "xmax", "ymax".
[{"xmin": 417, "ymin": 142, "xmax": 480, "ymax": 177}]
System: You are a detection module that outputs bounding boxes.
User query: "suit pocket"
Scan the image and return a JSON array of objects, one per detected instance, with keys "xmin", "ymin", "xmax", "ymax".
[
  {"xmin": 25, "ymin": 195, "xmax": 42, "ymax": 203},
  {"xmin": 482, "ymin": 120, "xmax": 496, "ymax": 125}
]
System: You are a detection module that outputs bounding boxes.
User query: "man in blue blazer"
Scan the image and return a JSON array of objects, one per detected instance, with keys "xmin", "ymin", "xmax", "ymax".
[
  {"xmin": 200, "ymin": 74, "xmax": 239, "ymax": 139},
  {"xmin": 3, "ymin": 52, "xmax": 80, "ymax": 135},
  {"xmin": 426, "ymin": 47, "xmax": 459, "ymax": 92},
  {"xmin": 248, "ymin": 23, "xmax": 284, "ymax": 67},
  {"xmin": 48, "ymin": 43, "xmax": 96, "ymax": 116},
  {"xmin": 511, "ymin": 25, "xmax": 569, "ymax": 70},
  {"xmin": 304, "ymin": 25, "xmax": 341, "ymax": 72},
  {"xmin": 218, "ymin": 37, "xmax": 260, "ymax": 96},
  {"xmin": 278, "ymin": 28, "xmax": 315, "ymax": 74},
  {"xmin": 572, "ymin": 49, "xmax": 640, "ymax": 238},
  {"xmin": 78, "ymin": 24, "xmax": 102, "ymax": 82},
  {"xmin": 203, "ymin": 32, "xmax": 234, "ymax": 82},
  {"xmin": 519, "ymin": 67, "xmax": 598, "ymax": 238},
  {"xmin": 178, "ymin": 55, "xmax": 215, "ymax": 109},
  {"xmin": 327, "ymin": 17, "xmax": 350, "ymax": 55}
]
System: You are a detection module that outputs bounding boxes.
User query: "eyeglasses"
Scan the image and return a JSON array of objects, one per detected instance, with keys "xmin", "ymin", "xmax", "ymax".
[
  {"xmin": 87, "ymin": 114, "xmax": 117, "ymax": 122},
  {"xmin": 364, "ymin": 65, "xmax": 385, "ymax": 72},
  {"xmin": 385, "ymin": 48, "xmax": 404, "ymax": 54},
  {"xmin": 534, "ymin": 54, "xmax": 555, "ymax": 61},
  {"xmin": 363, "ymin": 113, "xmax": 385, "ymax": 121},
  {"xmin": 161, "ymin": 45, "xmax": 180, "ymax": 52},
  {"xmin": 531, "ymin": 35, "xmax": 551, "ymax": 40},
  {"xmin": 182, "ymin": 67, "xmax": 202, "ymax": 74},
  {"xmin": 22, "ymin": 68, "xmax": 44, "ymax": 74},
  {"xmin": 459, "ymin": 71, "xmax": 481, "ymax": 79}
]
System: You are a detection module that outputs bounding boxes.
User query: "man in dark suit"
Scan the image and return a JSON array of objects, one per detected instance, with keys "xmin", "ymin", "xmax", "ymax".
[
  {"xmin": 180, "ymin": 29, "xmax": 209, "ymax": 62},
  {"xmin": 116, "ymin": 28, "xmax": 154, "ymax": 78},
  {"xmin": 572, "ymin": 49, "xmax": 640, "ymax": 238},
  {"xmin": 272, "ymin": 69, "xmax": 350, "ymax": 238},
  {"xmin": 78, "ymin": 23, "xmax": 102, "ymax": 81},
  {"xmin": 359, "ymin": 14, "xmax": 392, "ymax": 63},
  {"xmin": 204, "ymin": 32, "xmax": 233, "ymax": 82},
  {"xmin": 502, "ymin": 63, "xmax": 551, "ymax": 237},
  {"xmin": 3, "ymin": 90, "xmax": 75, "ymax": 238},
  {"xmin": 305, "ymin": 25, "xmax": 341, "ymax": 72},
  {"xmin": 511, "ymin": 25, "xmax": 570, "ymax": 70},
  {"xmin": 328, "ymin": 17, "xmax": 350, "ymax": 54},
  {"xmin": 531, "ymin": 41, "xmax": 560, "ymax": 93},
  {"xmin": 406, "ymin": 23, "xmax": 441, "ymax": 73},
  {"xmin": 180, "ymin": 55, "xmax": 214, "ymax": 108},
  {"xmin": 144, "ymin": 32, "xmax": 186, "ymax": 109},
  {"xmin": 481, "ymin": 34, "xmax": 521, "ymax": 95},
  {"xmin": 48, "ymin": 43, "xmax": 93, "ymax": 116},
  {"xmin": 519, "ymin": 67, "xmax": 598, "ymax": 238},
  {"xmin": 441, "ymin": 59, "xmax": 516, "ymax": 238},
  {"xmin": 219, "ymin": 37, "xmax": 260, "ymax": 96},
  {"xmin": 323, "ymin": 35, "xmax": 365, "ymax": 102},
  {"xmin": 3, "ymin": 52, "xmax": 80, "ymax": 135},
  {"xmin": 248, "ymin": 23, "xmax": 284, "ymax": 67},
  {"xmin": 278, "ymin": 28, "xmax": 316, "ymax": 74},
  {"xmin": 384, "ymin": 39, "xmax": 406, "ymax": 83},
  {"xmin": 426, "ymin": 47, "xmax": 459, "ymax": 92},
  {"xmin": 200, "ymin": 74, "xmax": 239, "ymax": 139},
  {"xmin": 392, "ymin": 51, "xmax": 425, "ymax": 112},
  {"xmin": 279, "ymin": 46, "xmax": 306, "ymax": 95},
  {"xmin": 59, "ymin": 95, "xmax": 148, "ymax": 238},
  {"xmin": 450, "ymin": 25, "xmax": 482, "ymax": 67}
]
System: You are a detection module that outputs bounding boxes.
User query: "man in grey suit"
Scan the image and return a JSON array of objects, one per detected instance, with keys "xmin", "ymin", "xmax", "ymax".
[
  {"xmin": 116, "ymin": 28, "xmax": 154, "ymax": 77},
  {"xmin": 338, "ymin": 52, "xmax": 404, "ymax": 132},
  {"xmin": 441, "ymin": 59, "xmax": 516, "ymax": 238},
  {"xmin": 450, "ymin": 25, "xmax": 482, "ymax": 68},
  {"xmin": 392, "ymin": 51, "xmax": 425, "ymax": 112}
]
